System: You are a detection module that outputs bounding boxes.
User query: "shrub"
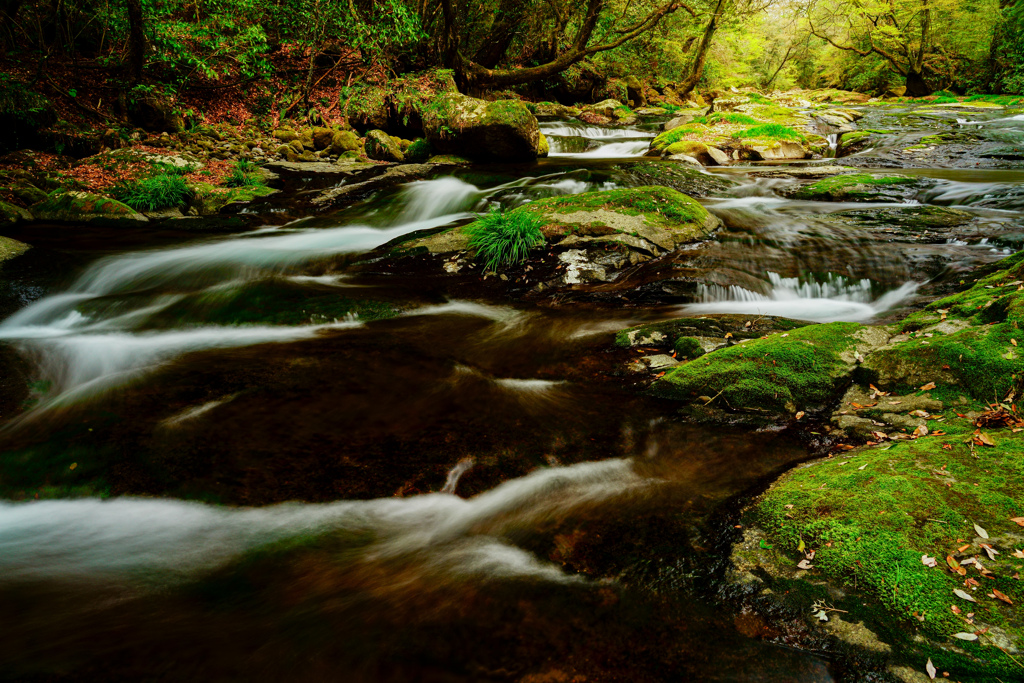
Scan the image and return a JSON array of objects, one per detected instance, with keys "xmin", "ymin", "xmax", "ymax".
[
  {"xmin": 226, "ymin": 159, "xmax": 264, "ymax": 187},
  {"xmin": 732, "ymin": 123, "xmax": 806, "ymax": 141},
  {"xmin": 465, "ymin": 207, "xmax": 547, "ymax": 272},
  {"xmin": 119, "ymin": 172, "xmax": 193, "ymax": 211}
]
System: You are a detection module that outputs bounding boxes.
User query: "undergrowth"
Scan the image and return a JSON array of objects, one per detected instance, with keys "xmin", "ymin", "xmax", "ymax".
[
  {"xmin": 118, "ymin": 172, "xmax": 193, "ymax": 211},
  {"xmin": 226, "ymin": 159, "xmax": 264, "ymax": 187},
  {"xmin": 732, "ymin": 123, "xmax": 805, "ymax": 141}
]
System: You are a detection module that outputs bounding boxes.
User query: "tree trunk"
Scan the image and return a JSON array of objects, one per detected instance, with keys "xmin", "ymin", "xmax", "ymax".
[
  {"xmin": 126, "ymin": 0, "xmax": 145, "ymax": 83},
  {"xmin": 472, "ymin": 0, "xmax": 527, "ymax": 68},
  {"xmin": 905, "ymin": 69, "xmax": 930, "ymax": 96},
  {"xmin": 675, "ymin": 0, "xmax": 726, "ymax": 96}
]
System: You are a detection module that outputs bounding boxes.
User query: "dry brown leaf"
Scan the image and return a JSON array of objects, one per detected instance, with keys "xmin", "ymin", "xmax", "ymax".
[
  {"xmin": 922, "ymin": 554, "xmax": 938, "ymax": 567},
  {"xmin": 794, "ymin": 411, "xmax": 805, "ymax": 420},
  {"xmin": 992, "ymin": 588, "xmax": 1013, "ymax": 605},
  {"xmin": 913, "ymin": 425, "xmax": 929, "ymax": 438},
  {"xmin": 926, "ymin": 658, "xmax": 937, "ymax": 679},
  {"xmin": 1010, "ymin": 517, "xmax": 1024, "ymax": 527},
  {"xmin": 954, "ymin": 589, "xmax": 977, "ymax": 603},
  {"xmin": 947, "ymin": 555, "xmax": 967, "ymax": 575},
  {"xmin": 1013, "ymin": 549, "xmax": 1024, "ymax": 559},
  {"xmin": 920, "ymin": 382, "xmax": 937, "ymax": 391}
]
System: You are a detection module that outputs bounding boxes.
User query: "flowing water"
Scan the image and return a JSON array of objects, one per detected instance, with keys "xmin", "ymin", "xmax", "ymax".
[{"xmin": 1, "ymin": 106, "xmax": 1023, "ymax": 681}]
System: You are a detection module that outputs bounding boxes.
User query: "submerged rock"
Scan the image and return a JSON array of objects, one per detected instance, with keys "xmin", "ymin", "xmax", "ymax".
[
  {"xmin": 422, "ymin": 93, "xmax": 541, "ymax": 162},
  {"xmin": 789, "ymin": 173, "xmax": 927, "ymax": 202}
]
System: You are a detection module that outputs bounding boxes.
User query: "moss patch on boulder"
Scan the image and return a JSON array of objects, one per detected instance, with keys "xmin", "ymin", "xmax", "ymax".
[
  {"xmin": 751, "ymin": 429, "xmax": 1024, "ymax": 679},
  {"xmin": 31, "ymin": 191, "xmax": 148, "ymax": 224},
  {"xmin": 422, "ymin": 93, "xmax": 541, "ymax": 162},
  {"xmin": 651, "ymin": 322, "xmax": 889, "ymax": 418},
  {"xmin": 791, "ymin": 173, "xmax": 925, "ymax": 202}
]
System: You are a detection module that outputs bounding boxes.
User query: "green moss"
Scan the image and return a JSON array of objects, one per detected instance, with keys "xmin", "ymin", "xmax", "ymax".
[
  {"xmin": 911, "ymin": 251, "xmax": 1024, "ymax": 329},
  {"xmin": 523, "ymin": 185, "xmax": 710, "ymax": 227},
  {"xmin": 652, "ymin": 125, "xmax": 706, "ymax": 151},
  {"xmin": 755, "ymin": 431, "xmax": 1024, "ymax": 678},
  {"xmin": 664, "ymin": 140, "xmax": 708, "ymax": 157},
  {"xmin": 792, "ymin": 173, "xmax": 921, "ymax": 201},
  {"xmin": 651, "ymin": 322, "xmax": 863, "ymax": 414},
  {"xmin": 673, "ymin": 336, "xmax": 705, "ymax": 360},
  {"xmin": 404, "ymin": 138, "xmax": 433, "ymax": 162},
  {"xmin": 692, "ymin": 112, "xmax": 759, "ymax": 126},
  {"xmin": 31, "ymin": 191, "xmax": 144, "ymax": 222}
]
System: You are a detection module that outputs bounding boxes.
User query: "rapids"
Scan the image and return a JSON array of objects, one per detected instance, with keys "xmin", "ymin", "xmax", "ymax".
[{"xmin": 2, "ymin": 105, "xmax": 1023, "ymax": 681}]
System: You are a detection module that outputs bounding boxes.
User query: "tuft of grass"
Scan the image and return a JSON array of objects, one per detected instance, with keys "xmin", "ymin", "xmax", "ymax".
[
  {"xmin": 747, "ymin": 93, "xmax": 773, "ymax": 105},
  {"xmin": 465, "ymin": 206, "xmax": 547, "ymax": 272},
  {"xmin": 118, "ymin": 172, "xmax": 193, "ymax": 211},
  {"xmin": 226, "ymin": 159, "xmax": 264, "ymax": 188},
  {"xmin": 732, "ymin": 123, "xmax": 806, "ymax": 141}
]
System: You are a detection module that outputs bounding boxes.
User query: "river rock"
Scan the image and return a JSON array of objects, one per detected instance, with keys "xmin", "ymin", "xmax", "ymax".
[
  {"xmin": 329, "ymin": 130, "xmax": 361, "ymax": 155},
  {"xmin": 651, "ymin": 322, "xmax": 891, "ymax": 424},
  {"xmin": 789, "ymin": 173, "xmax": 927, "ymax": 202},
  {"xmin": 422, "ymin": 93, "xmax": 541, "ymax": 162},
  {"xmin": 31, "ymin": 192, "xmax": 148, "ymax": 225},
  {"xmin": 0, "ymin": 200, "xmax": 32, "ymax": 227},
  {"xmin": 0, "ymin": 235, "xmax": 30, "ymax": 263},
  {"xmin": 365, "ymin": 130, "xmax": 404, "ymax": 162}
]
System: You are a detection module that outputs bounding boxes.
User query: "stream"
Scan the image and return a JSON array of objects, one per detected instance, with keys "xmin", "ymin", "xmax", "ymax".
[{"xmin": 1, "ymin": 104, "xmax": 1023, "ymax": 681}]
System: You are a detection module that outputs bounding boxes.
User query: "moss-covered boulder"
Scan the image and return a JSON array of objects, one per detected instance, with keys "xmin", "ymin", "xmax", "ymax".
[
  {"xmin": 328, "ymin": 130, "xmax": 361, "ymax": 155},
  {"xmin": 747, "ymin": 429, "xmax": 1024, "ymax": 680},
  {"xmin": 791, "ymin": 173, "xmax": 926, "ymax": 202},
  {"xmin": 345, "ymin": 85, "xmax": 389, "ymax": 132},
  {"xmin": 403, "ymin": 138, "xmax": 433, "ymax": 163},
  {"xmin": 31, "ymin": 192, "xmax": 147, "ymax": 224},
  {"xmin": 0, "ymin": 200, "xmax": 32, "ymax": 227},
  {"xmin": 0, "ymin": 235, "xmax": 30, "ymax": 263},
  {"xmin": 609, "ymin": 161, "xmax": 738, "ymax": 198},
  {"xmin": 651, "ymin": 322, "xmax": 891, "ymax": 421},
  {"xmin": 364, "ymin": 130, "xmax": 404, "ymax": 163},
  {"xmin": 189, "ymin": 183, "xmax": 277, "ymax": 216},
  {"xmin": 615, "ymin": 315, "xmax": 807, "ymax": 353},
  {"xmin": 422, "ymin": 93, "xmax": 541, "ymax": 162}
]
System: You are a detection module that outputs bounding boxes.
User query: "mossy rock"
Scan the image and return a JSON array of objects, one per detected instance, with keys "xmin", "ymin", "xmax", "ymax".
[
  {"xmin": 327, "ymin": 130, "xmax": 360, "ymax": 155},
  {"xmin": 537, "ymin": 132, "xmax": 549, "ymax": 158},
  {"xmin": 610, "ymin": 161, "xmax": 737, "ymax": 198},
  {"xmin": 311, "ymin": 127, "xmax": 335, "ymax": 151},
  {"xmin": 189, "ymin": 183, "xmax": 276, "ymax": 216},
  {"xmin": 299, "ymin": 129, "xmax": 315, "ymax": 150},
  {"xmin": 31, "ymin": 192, "xmax": 148, "ymax": 224},
  {"xmin": 615, "ymin": 315, "xmax": 806, "ymax": 349},
  {"xmin": 3, "ymin": 181, "xmax": 47, "ymax": 206},
  {"xmin": 832, "ymin": 205, "xmax": 973, "ymax": 230},
  {"xmin": 425, "ymin": 155, "xmax": 473, "ymax": 166},
  {"xmin": 401, "ymin": 186, "xmax": 721, "ymax": 256},
  {"xmin": 364, "ymin": 129, "xmax": 404, "ymax": 163},
  {"xmin": 664, "ymin": 140, "xmax": 709, "ymax": 158},
  {"xmin": 273, "ymin": 129, "xmax": 299, "ymax": 143},
  {"xmin": 651, "ymin": 322, "xmax": 891, "ymax": 419},
  {"xmin": 404, "ymin": 138, "xmax": 433, "ymax": 163},
  {"xmin": 0, "ymin": 200, "xmax": 32, "ymax": 227},
  {"xmin": 422, "ymin": 93, "xmax": 541, "ymax": 162},
  {"xmin": 0, "ymin": 235, "xmax": 30, "ymax": 263},
  {"xmin": 751, "ymin": 429, "xmax": 1024, "ymax": 679},
  {"xmin": 791, "ymin": 173, "xmax": 926, "ymax": 202}
]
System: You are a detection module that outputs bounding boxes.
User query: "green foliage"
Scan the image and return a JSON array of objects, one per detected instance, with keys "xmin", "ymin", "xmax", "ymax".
[
  {"xmin": 225, "ymin": 160, "xmax": 264, "ymax": 187},
  {"xmin": 118, "ymin": 172, "xmax": 193, "ymax": 211},
  {"xmin": 0, "ymin": 72, "xmax": 51, "ymax": 123},
  {"xmin": 465, "ymin": 206, "xmax": 546, "ymax": 272},
  {"xmin": 731, "ymin": 123, "xmax": 805, "ymax": 141},
  {"xmin": 693, "ymin": 112, "xmax": 759, "ymax": 125}
]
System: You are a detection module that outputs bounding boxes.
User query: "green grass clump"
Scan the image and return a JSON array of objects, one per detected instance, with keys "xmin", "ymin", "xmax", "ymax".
[
  {"xmin": 932, "ymin": 96, "xmax": 958, "ymax": 104},
  {"xmin": 465, "ymin": 206, "xmax": 547, "ymax": 272},
  {"xmin": 651, "ymin": 322, "xmax": 861, "ymax": 414},
  {"xmin": 225, "ymin": 160, "xmax": 264, "ymax": 188},
  {"xmin": 119, "ymin": 172, "xmax": 193, "ymax": 211},
  {"xmin": 732, "ymin": 123, "xmax": 806, "ymax": 141}
]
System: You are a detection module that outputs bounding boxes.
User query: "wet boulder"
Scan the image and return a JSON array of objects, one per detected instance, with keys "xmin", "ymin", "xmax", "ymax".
[
  {"xmin": 822, "ymin": 205, "xmax": 976, "ymax": 243},
  {"xmin": 422, "ymin": 93, "xmax": 541, "ymax": 162},
  {"xmin": 789, "ymin": 173, "xmax": 927, "ymax": 202},
  {"xmin": 129, "ymin": 94, "xmax": 185, "ymax": 133},
  {"xmin": 0, "ymin": 235, "xmax": 30, "ymax": 263},
  {"xmin": 329, "ymin": 130, "xmax": 361, "ymax": 155},
  {"xmin": 364, "ymin": 130, "xmax": 404, "ymax": 163},
  {"xmin": 609, "ymin": 161, "xmax": 738, "ymax": 198}
]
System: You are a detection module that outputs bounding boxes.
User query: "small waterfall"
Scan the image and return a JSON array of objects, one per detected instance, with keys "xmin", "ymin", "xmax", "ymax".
[
  {"xmin": 827, "ymin": 133, "xmax": 839, "ymax": 157},
  {"xmin": 541, "ymin": 120, "xmax": 655, "ymax": 159},
  {"xmin": 684, "ymin": 272, "xmax": 918, "ymax": 322},
  {"xmin": 397, "ymin": 177, "xmax": 484, "ymax": 222}
]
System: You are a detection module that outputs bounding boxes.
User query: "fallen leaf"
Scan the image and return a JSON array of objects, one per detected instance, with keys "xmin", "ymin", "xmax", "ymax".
[
  {"xmin": 910, "ymin": 410, "xmax": 930, "ymax": 418},
  {"xmin": 798, "ymin": 539, "xmax": 805, "ymax": 553},
  {"xmin": 958, "ymin": 544, "xmax": 971, "ymax": 553},
  {"xmin": 913, "ymin": 425, "xmax": 929, "ymax": 438},
  {"xmin": 992, "ymin": 589, "xmax": 1013, "ymax": 605},
  {"xmin": 724, "ymin": 332, "xmax": 733, "ymax": 339},
  {"xmin": 784, "ymin": 504, "xmax": 794, "ymax": 510},
  {"xmin": 69, "ymin": 463, "xmax": 77, "ymax": 470},
  {"xmin": 975, "ymin": 432, "xmax": 996, "ymax": 447},
  {"xmin": 1010, "ymin": 517, "xmax": 1024, "ymax": 527},
  {"xmin": 951, "ymin": 604, "xmax": 962, "ymax": 614},
  {"xmin": 1013, "ymin": 549, "xmax": 1024, "ymax": 559},
  {"xmin": 954, "ymin": 589, "xmax": 977, "ymax": 603},
  {"xmin": 926, "ymin": 658, "xmax": 937, "ymax": 680},
  {"xmin": 858, "ymin": 463, "xmax": 867, "ymax": 470},
  {"xmin": 871, "ymin": 430, "xmax": 889, "ymax": 441},
  {"xmin": 815, "ymin": 610, "xmax": 828, "ymax": 622},
  {"xmin": 922, "ymin": 554, "xmax": 938, "ymax": 567},
  {"xmin": 980, "ymin": 544, "xmax": 998, "ymax": 560},
  {"xmin": 795, "ymin": 411, "xmax": 805, "ymax": 420},
  {"xmin": 1013, "ymin": 339, "xmax": 1018, "ymax": 347},
  {"xmin": 797, "ymin": 559, "xmax": 814, "ymax": 570},
  {"xmin": 948, "ymin": 555, "xmax": 967, "ymax": 575},
  {"xmin": 953, "ymin": 632, "xmax": 979, "ymax": 641},
  {"xmin": 920, "ymin": 382, "xmax": 937, "ymax": 391},
  {"xmin": 974, "ymin": 523, "xmax": 989, "ymax": 539},
  {"xmin": 942, "ymin": 444, "xmax": 953, "ymax": 451}
]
